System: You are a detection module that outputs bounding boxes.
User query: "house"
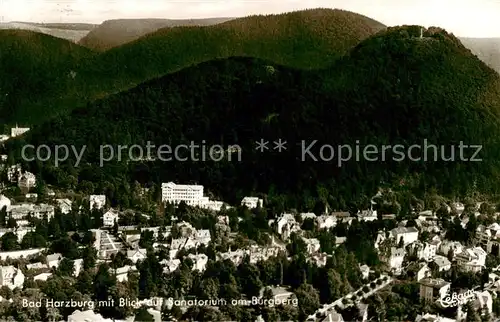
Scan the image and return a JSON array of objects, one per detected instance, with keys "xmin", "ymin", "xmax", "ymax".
[
  {"xmin": 26, "ymin": 262, "xmax": 48, "ymax": 270},
  {"xmin": 34, "ymin": 273, "xmax": 52, "ymax": 281},
  {"xmin": 217, "ymin": 216, "xmax": 230, "ymax": 225},
  {"xmin": 307, "ymin": 253, "xmax": 332, "ymax": 268},
  {"xmin": 439, "ymin": 241, "xmax": 463, "ymax": 258},
  {"xmin": 259, "ymin": 286, "xmax": 296, "ymax": 302},
  {"xmin": 456, "ymin": 247, "xmax": 486, "ymax": 273},
  {"xmin": 431, "ymin": 255, "xmax": 452, "ymax": 272},
  {"xmin": 416, "ymin": 263, "xmax": 431, "ymax": 281},
  {"xmin": 0, "ymin": 266, "xmax": 24, "ymax": 290},
  {"xmin": 18, "ymin": 172, "xmax": 36, "ymax": 189},
  {"xmin": 413, "ymin": 241, "xmax": 439, "ymax": 262},
  {"xmin": 302, "ymin": 238, "xmax": 321, "ymax": 254},
  {"xmin": 90, "ymin": 195, "xmax": 106, "ymax": 210},
  {"xmin": 0, "ymin": 195, "xmax": 11, "ymax": 211},
  {"xmin": 419, "ymin": 278, "xmax": 451, "ymax": 302},
  {"xmin": 103, "ymin": 209, "xmax": 119, "ymax": 227},
  {"xmin": 7, "ymin": 165, "xmax": 22, "ymax": 182},
  {"xmin": 67, "ymin": 310, "xmax": 113, "ymax": 322},
  {"xmin": 474, "ymin": 290, "xmax": 493, "ymax": 314},
  {"xmin": 160, "ymin": 259, "xmax": 181, "ymax": 274},
  {"xmin": 110, "ymin": 265, "xmax": 137, "ymax": 282},
  {"xmin": 241, "ymin": 197, "xmax": 263, "ymax": 209},
  {"xmin": 322, "ymin": 309, "xmax": 344, "ymax": 322},
  {"xmin": 385, "ymin": 247, "xmax": 405, "ymax": 273},
  {"xmin": 276, "ymin": 213, "xmax": 300, "ymax": 240},
  {"xmin": 46, "ymin": 253, "xmax": 62, "ymax": 269},
  {"xmin": 359, "ymin": 264, "xmax": 370, "ymax": 280},
  {"xmin": 357, "ymin": 209, "xmax": 378, "ymax": 222},
  {"xmin": 55, "ymin": 199, "xmax": 72, "ymax": 214},
  {"xmin": 186, "ymin": 253, "xmax": 208, "ymax": 272},
  {"xmin": 127, "ymin": 248, "xmax": 147, "ymax": 264},
  {"xmin": 390, "ymin": 226, "xmax": 419, "ymax": 245},
  {"xmin": 73, "ymin": 259, "xmax": 84, "ymax": 277},
  {"xmin": 300, "ymin": 213, "xmax": 317, "ymax": 221},
  {"xmin": 316, "ymin": 215, "xmax": 337, "ymax": 229}
]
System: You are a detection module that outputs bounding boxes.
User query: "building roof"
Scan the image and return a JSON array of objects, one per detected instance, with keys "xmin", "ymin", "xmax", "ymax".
[
  {"xmin": 419, "ymin": 278, "xmax": 450, "ymax": 289},
  {"xmin": 433, "ymin": 255, "xmax": 451, "ymax": 267}
]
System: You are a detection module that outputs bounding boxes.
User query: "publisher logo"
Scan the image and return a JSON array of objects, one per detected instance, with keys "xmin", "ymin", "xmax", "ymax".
[{"xmin": 438, "ymin": 290, "xmax": 476, "ymax": 307}]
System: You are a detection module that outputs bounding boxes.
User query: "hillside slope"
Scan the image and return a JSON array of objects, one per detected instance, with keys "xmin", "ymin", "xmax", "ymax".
[
  {"xmin": 78, "ymin": 18, "xmax": 234, "ymax": 51},
  {"xmin": 2, "ymin": 8, "xmax": 386, "ymax": 125},
  {"xmin": 8, "ymin": 26, "xmax": 500, "ymax": 208},
  {"xmin": 0, "ymin": 22, "xmax": 93, "ymax": 42},
  {"xmin": 459, "ymin": 37, "xmax": 500, "ymax": 74},
  {"xmin": 0, "ymin": 30, "xmax": 96, "ymax": 125}
]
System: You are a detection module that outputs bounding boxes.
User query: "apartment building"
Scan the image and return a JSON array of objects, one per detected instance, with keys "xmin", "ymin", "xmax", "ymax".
[{"xmin": 241, "ymin": 197, "xmax": 263, "ymax": 209}]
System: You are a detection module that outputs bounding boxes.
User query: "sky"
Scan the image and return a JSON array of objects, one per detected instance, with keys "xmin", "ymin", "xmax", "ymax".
[{"xmin": 0, "ymin": 0, "xmax": 499, "ymax": 37}]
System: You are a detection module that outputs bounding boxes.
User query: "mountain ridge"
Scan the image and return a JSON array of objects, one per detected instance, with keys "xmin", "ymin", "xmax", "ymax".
[
  {"xmin": 1, "ymin": 8, "xmax": 386, "ymax": 125},
  {"xmin": 8, "ymin": 25, "xmax": 500, "ymax": 207}
]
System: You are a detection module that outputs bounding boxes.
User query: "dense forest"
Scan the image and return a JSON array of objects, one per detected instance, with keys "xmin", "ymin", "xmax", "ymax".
[
  {"xmin": 5, "ymin": 26, "xmax": 500, "ymax": 209},
  {"xmin": 0, "ymin": 8, "xmax": 385, "ymax": 125},
  {"xmin": 78, "ymin": 18, "xmax": 234, "ymax": 51}
]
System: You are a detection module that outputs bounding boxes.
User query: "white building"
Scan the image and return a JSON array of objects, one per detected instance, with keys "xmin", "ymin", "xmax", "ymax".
[
  {"xmin": 357, "ymin": 209, "xmax": 378, "ymax": 222},
  {"xmin": 161, "ymin": 182, "xmax": 204, "ymax": 206},
  {"xmin": 0, "ymin": 195, "xmax": 11, "ymax": 211},
  {"xmin": 241, "ymin": 197, "xmax": 263, "ymax": 209},
  {"xmin": 276, "ymin": 213, "xmax": 300, "ymax": 240},
  {"xmin": 68, "ymin": 310, "xmax": 113, "ymax": 322},
  {"xmin": 103, "ymin": 209, "xmax": 119, "ymax": 227},
  {"xmin": 34, "ymin": 273, "xmax": 52, "ymax": 281},
  {"xmin": 161, "ymin": 182, "xmax": 225, "ymax": 211},
  {"xmin": 55, "ymin": 199, "xmax": 72, "ymax": 214},
  {"xmin": 8, "ymin": 203, "xmax": 55, "ymax": 221},
  {"xmin": 456, "ymin": 247, "xmax": 487, "ymax": 273},
  {"xmin": 127, "ymin": 249, "xmax": 147, "ymax": 264},
  {"xmin": 90, "ymin": 195, "xmax": 106, "ymax": 210},
  {"xmin": 7, "ymin": 165, "xmax": 22, "ymax": 182},
  {"xmin": 10, "ymin": 125, "xmax": 30, "ymax": 137},
  {"xmin": 386, "ymin": 247, "xmax": 405, "ymax": 273},
  {"xmin": 186, "ymin": 253, "xmax": 208, "ymax": 272},
  {"xmin": 390, "ymin": 226, "xmax": 419, "ymax": 245},
  {"xmin": 316, "ymin": 215, "xmax": 337, "ymax": 229},
  {"xmin": 414, "ymin": 241, "xmax": 439, "ymax": 262},
  {"xmin": 0, "ymin": 266, "xmax": 24, "ymax": 290},
  {"xmin": 110, "ymin": 265, "xmax": 137, "ymax": 282},
  {"xmin": 302, "ymin": 237, "xmax": 321, "ymax": 254},
  {"xmin": 18, "ymin": 172, "xmax": 36, "ymax": 189},
  {"xmin": 46, "ymin": 253, "xmax": 62, "ymax": 269}
]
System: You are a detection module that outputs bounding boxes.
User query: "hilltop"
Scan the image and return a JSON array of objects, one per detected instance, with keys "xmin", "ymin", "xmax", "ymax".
[
  {"xmin": 1, "ymin": 8, "xmax": 386, "ymax": 125},
  {"xmin": 78, "ymin": 18, "xmax": 234, "ymax": 51},
  {"xmin": 8, "ymin": 26, "xmax": 500, "ymax": 208},
  {"xmin": 0, "ymin": 22, "xmax": 93, "ymax": 42},
  {"xmin": 0, "ymin": 30, "xmax": 96, "ymax": 125},
  {"xmin": 459, "ymin": 37, "xmax": 500, "ymax": 74}
]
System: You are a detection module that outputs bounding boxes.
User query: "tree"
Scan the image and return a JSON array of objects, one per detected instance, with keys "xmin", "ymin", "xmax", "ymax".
[
  {"xmin": 57, "ymin": 258, "xmax": 75, "ymax": 277},
  {"xmin": 295, "ymin": 283, "xmax": 320, "ymax": 319},
  {"xmin": 0, "ymin": 232, "xmax": 19, "ymax": 251}
]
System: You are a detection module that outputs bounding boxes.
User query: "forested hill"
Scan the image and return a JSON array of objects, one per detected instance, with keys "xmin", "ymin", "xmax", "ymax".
[
  {"xmin": 78, "ymin": 18, "xmax": 234, "ymax": 51},
  {"xmin": 0, "ymin": 8, "xmax": 385, "ymax": 126},
  {"xmin": 6, "ymin": 26, "xmax": 500, "ymax": 210},
  {"xmin": 0, "ymin": 30, "xmax": 96, "ymax": 126}
]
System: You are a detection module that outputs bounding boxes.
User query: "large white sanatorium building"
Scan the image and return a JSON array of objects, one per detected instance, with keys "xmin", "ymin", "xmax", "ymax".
[{"xmin": 161, "ymin": 182, "xmax": 223, "ymax": 211}]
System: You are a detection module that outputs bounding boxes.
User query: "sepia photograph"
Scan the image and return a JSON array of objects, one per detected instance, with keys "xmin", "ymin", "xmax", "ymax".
[{"xmin": 0, "ymin": 0, "xmax": 500, "ymax": 321}]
